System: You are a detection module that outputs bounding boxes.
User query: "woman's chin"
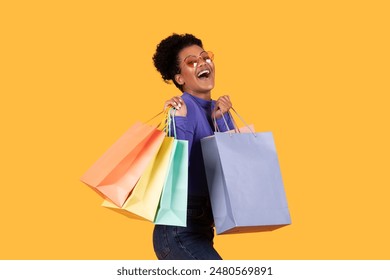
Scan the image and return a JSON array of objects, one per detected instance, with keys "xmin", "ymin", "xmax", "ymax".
[{"xmin": 198, "ymin": 80, "xmax": 215, "ymax": 91}]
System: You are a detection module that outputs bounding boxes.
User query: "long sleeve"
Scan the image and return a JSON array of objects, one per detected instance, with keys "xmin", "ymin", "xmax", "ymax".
[{"xmin": 171, "ymin": 115, "xmax": 194, "ymax": 153}]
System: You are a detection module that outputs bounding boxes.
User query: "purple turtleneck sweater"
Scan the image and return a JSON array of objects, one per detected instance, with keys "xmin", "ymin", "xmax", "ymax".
[{"xmin": 173, "ymin": 92, "xmax": 234, "ymax": 196}]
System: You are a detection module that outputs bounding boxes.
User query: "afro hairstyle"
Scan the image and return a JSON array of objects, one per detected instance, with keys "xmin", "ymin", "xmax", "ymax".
[{"xmin": 153, "ymin": 33, "xmax": 203, "ymax": 91}]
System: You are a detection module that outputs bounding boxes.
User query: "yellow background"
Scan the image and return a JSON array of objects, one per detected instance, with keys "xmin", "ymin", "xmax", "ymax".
[{"xmin": 1, "ymin": 0, "xmax": 389, "ymax": 260}]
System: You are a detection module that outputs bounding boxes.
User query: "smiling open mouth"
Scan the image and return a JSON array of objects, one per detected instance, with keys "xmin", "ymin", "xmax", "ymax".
[{"xmin": 197, "ymin": 69, "xmax": 210, "ymax": 79}]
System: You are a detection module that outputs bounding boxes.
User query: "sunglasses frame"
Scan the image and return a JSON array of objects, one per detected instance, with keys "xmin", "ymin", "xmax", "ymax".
[{"xmin": 181, "ymin": 51, "xmax": 214, "ymax": 70}]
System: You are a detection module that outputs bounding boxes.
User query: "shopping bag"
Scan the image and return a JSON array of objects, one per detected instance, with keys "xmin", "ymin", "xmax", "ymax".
[
  {"xmin": 201, "ymin": 111, "xmax": 291, "ymax": 234},
  {"xmin": 80, "ymin": 117, "xmax": 166, "ymax": 207},
  {"xmin": 103, "ymin": 137, "xmax": 175, "ymax": 221},
  {"xmin": 154, "ymin": 139, "xmax": 188, "ymax": 226},
  {"xmin": 103, "ymin": 109, "xmax": 189, "ymax": 226}
]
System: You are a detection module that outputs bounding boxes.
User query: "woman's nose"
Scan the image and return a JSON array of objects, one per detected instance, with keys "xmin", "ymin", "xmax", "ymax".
[{"xmin": 197, "ymin": 57, "xmax": 207, "ymax": 68}]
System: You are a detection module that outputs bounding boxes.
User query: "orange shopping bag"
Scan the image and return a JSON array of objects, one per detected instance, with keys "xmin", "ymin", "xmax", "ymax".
[
  {"xmin": 80, "ymin": 113, "xmax": 167, "ymax": 207},
  {"xmin": 102, "ymin": 137, "xmax": 175, "ymax": 222}
]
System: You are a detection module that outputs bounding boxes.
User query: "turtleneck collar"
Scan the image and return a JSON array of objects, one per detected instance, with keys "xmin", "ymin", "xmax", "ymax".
[{"xmin": 183, "ymin": 92, "xmax": 212, "ymax": 109}]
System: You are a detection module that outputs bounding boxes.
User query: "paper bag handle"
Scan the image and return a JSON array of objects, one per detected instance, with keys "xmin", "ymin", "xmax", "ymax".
[
  {"xmin": 145, "ymin": 108, "xmax": 171, "ymax": 132},
  {"xmin": 166, "ymin": 107, "xmax": 177, "ymax": 138},
  {"xmin": 213, "ymin": 107, "xmax": 256, "ymax": 136}
]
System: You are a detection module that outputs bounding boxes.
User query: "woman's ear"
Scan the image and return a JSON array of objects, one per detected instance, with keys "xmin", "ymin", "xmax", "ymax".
[{"xmin": 175, "ymin": 74, "xmax": 184, "ymax": 86}]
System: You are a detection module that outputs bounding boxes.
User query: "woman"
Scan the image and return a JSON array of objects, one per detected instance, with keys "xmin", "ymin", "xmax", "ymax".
[{"xmin": 152, "ymin": 33, "xmax": 234, "ymax": 260}]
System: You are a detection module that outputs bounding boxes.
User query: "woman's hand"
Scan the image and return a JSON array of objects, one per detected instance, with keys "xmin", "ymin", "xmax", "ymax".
[
  {"xmin": 164, "ymin": 96, "xmax": 187, "ymax": 117},
  {"xmin": 212, "ymin": 95, "xmax": 232, "ymax": 119}
]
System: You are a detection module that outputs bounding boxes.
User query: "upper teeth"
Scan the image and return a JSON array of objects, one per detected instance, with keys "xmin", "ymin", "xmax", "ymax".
[{"xmin": 198, "ymin": 70, "xmax": 210, "ymax": 77}]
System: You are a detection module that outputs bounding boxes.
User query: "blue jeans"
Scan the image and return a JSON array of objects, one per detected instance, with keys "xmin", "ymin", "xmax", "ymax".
[{"xmin": 153, "ymin": 196, "xmax": 222, "ymax": 260}]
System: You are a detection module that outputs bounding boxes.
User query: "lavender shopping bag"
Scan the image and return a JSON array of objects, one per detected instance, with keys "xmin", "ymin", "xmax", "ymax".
[{"xmin": 201, "ymin": 129, "xmax": 291, "ymax": 234}]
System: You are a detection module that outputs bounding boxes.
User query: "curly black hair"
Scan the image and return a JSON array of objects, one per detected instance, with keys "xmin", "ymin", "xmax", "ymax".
[{"xmin": 153, "ymin": 33, "xmax": 203, "ymax": 91}]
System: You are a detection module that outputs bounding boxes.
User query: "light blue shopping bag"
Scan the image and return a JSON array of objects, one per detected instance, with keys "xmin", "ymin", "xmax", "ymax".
[{"xmin": 201, "ymin": 118, "xmax": 291, "ymax": 234}]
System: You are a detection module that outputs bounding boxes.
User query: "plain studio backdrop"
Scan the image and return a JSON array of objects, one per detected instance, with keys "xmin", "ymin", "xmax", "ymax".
[{"xmin": 1, "ymin": 0, "xmax": 389, "ymax": 259}]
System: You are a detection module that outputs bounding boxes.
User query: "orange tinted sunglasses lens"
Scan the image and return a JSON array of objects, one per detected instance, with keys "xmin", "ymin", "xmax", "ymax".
[
  {"xmin": 201, "ymin": 51, "xmax": 214, "ymax": 62},
  {"xmin": 184, "ymin": 56, "xmax": 199, "ymax": 68}
]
